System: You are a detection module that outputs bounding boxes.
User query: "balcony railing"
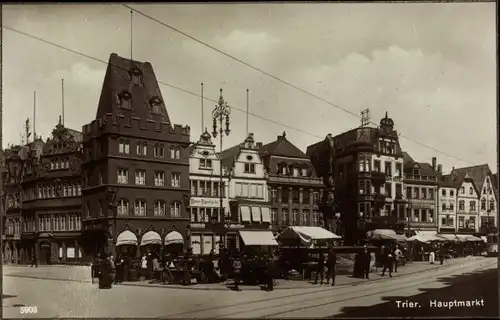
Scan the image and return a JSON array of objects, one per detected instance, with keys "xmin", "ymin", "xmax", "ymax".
[{"xmin": 404, "ymin": 175, "xmax": 438, "ymax": 182}]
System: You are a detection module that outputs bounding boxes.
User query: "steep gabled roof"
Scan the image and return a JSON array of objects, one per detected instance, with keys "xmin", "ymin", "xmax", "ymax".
[
  {"xmin": 451, "ymin": 164, "xmax": 492, "ymax": 192},
  {"xmin": 259, "ymin": 132, "xmax": 308, "ymax": 159},
  {"xmin": 95, "ymin": 53, "xmax": 171, "ymax": 125},
  {"xmin": 402, "ymin": 152, "xmax": 436, "ymax": 176},
  {"xmin": 220, "ymin": 144, "xmax": 241, "ymax": 172}
]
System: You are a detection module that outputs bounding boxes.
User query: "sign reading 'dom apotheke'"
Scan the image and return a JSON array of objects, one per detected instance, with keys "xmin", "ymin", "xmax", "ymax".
[{"xmin": 190, "ymin": 197, "xmax": 221, "ymax": 207}]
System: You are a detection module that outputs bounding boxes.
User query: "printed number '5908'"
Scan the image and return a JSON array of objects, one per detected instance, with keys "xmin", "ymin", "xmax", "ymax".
[{"xmin": 20, "ymin": 306, "xmax": 38, "ymax": 314}]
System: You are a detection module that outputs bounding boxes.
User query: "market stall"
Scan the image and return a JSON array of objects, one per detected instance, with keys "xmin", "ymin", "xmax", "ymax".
[
  {"xmin": 277, "ymin": 226, "xmax": 342, "ymax": 248},
  {"xmin": 276, "ymin": 226, "xmax": 342, "ymax": 279},
  {"xmin": 164, "ymin": 231, "xmax": 184, "ymax": 256},
  {"xmin": 116, "ymin": 230, "xmax": 139, "ymax": 281}
]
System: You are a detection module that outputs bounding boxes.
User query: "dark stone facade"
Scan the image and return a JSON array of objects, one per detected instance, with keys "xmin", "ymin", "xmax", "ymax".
[{"xmin": 80, "ymin": 53, "xmax": 191, "ymax": 256}]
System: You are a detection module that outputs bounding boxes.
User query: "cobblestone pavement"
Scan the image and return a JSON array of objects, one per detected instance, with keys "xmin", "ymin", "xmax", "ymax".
[{"xmin": 2, "ymin": 256, "xmax": 496, "ymax": 318}]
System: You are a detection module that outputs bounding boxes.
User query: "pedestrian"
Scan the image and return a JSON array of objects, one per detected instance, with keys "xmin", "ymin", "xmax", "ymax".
[
  {"xmin": 265, "ymin": 254, "xmax": 275, "ymax": 291},
  {"xmin": 381, "ymin": 246, "xmax": 393, "ymax": 277},
  {"xmin": 393, "ymin": 245, "xmax": 402, "ymax": 273},
  {"xmin": 429, "ymin": 250, "xmax": 435, "ymax": 264},
  {"xmin": 147, "ymin": 252, "xmax": 153, "ymax": 280},
  {"xmin": 232, "ymin": 254, "xmax": 242, "ymax": 291},
  {"xmin": 326, "ymin": 248, "xmax": 337, "ymax": 286},
  {"xmin": 314, "ymin": 250, "xmax": 325, "ymax": 284},
  {"xmin": 98, "ymin": 255, "xmax": 113, "ymax": 289},
  {"xmin": 361, "ymin": 246, "xmax": 371, "ymax": 279},
  {"xmin": 439, "ymin": 245, "xmax": 445, "ymax": 265},
  {"xmin": 141, "ymin": 254, "xmax": 148, "ymax": 281},
  {"xmin": 114, "ymin": 255, "xmax": 124, "ymax": 284},
  {"xmin": 30, "ymin": 252, "xmax": 38, "ymax": 268}
]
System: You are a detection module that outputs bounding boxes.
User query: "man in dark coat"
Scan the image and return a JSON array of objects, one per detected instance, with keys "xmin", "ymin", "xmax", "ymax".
[
  {"xmin": 314, "ymin": 250, "xmax": 325, "ymax": 284},
  {"xmin": 326, "ymin": 248, "xmax": 337, "ymax": 286},
  {"xmin": 381, "ymin": 246, "xmax": 393, "ymax": 277},
  {"xmin": 361, "ymin": 246, "xmax": 371, "ymax": 279},
  {"xmin": 114, "ymin": 255, "xmax": 124, "ymax": 284},
  {"xmin": 265, "ymin": 254, "xmax": 275, "ymax": 291}
]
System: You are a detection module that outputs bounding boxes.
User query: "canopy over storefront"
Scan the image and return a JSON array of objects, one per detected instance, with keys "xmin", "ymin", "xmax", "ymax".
[
  {"xmin": 437, "ymin": 234, "xmax": 460, "ymax": 242},
  {"xmin": 164, "ymin": 231, "xmax": 184, "ymax": 246},
  {"xmin": 140, "ymin": 231, "xmax": 162, "ymax": 246},
  {"xmin": 367, "ymin": 229, "xmax": 407, "ymax": 242},
  {"xmin": 277, "ymin": 226, "xmax": 341, "ymax": 248},
  {"xmin": 116, "ymin": 230, "xmax": 138, "ymax": 246},
  {"xmin": 455, "ymin": 234, "xmax": 483, "ymax": 242},
  {"xmin": 407, "ymin": 231, "xmax": 443, "ymax": 243},
  {"xmin": 239, "ymin": 230, "xmax": 278, "ymax": 246}
]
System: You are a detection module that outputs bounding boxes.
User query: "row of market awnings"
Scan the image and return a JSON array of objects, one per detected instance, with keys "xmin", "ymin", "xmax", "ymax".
[
  {"xmin": 239, "ymin": 206, "xmax": 271, "ymax": 223},
  {"xmin": 116, "ymin": 230, "xmax": 184, "ymax": 247},
  {"xmin": 366, "ymin": 229, "xmax": 484, "ymax": 243},
  {"xmin": 236, "ymin": 226, "xmax": 342, "ymax": 248}
]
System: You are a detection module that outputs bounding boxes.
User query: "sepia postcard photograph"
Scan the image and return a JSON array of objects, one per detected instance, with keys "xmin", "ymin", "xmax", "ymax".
[{"xmin": 0, "ymin": 2, "xmax": 498, "ymax": 319}]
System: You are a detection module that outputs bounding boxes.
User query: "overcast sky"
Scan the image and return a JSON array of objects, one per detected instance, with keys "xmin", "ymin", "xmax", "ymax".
[{"xmin": 2, "ymin": 3, "xmax": 497, "ymax": 173}]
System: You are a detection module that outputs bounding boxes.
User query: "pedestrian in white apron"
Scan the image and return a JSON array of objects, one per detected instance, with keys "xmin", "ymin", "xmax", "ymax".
[{"xmin": 429, "ymin": 250, "xmax": 435, "ymax": 264}]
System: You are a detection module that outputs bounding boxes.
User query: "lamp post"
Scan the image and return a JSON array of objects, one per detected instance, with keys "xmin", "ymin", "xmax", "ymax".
[{"xmin": 211, "ymin": 89, "xmax": 231, "ymax": 248}]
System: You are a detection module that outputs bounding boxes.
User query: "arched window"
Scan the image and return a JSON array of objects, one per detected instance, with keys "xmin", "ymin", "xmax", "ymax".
[
  {"xmin": 136, "ymin": 142, "xmax": 142, "ymax": 155},
  {"xmin": 170, "ymin": 146, "xmax": 175, "ymax": 159},
  {"xmin": 490, "ymin": 201, "xmax": 495, "ymax": 211},
  {"xmin": 142, "ymin": 143, "xmax": 148, "ymax": 156},
  {"xmin": 150, "ymin": 97, "xmax": 161, "ymax": 114},
  {"xmin": 154, "ymin": 201, "xmax": 166, "ymax": 216},
  {"xmin": 458, "ymin": 200, "xmax": 465, "ymax": 211},
  {"xmin": 481, "ymin": 198, "xmax": 487, "ymax": 210},
  {"xmin": 118, "ymin": 199, "xmax": 129, "ymax": 216},
  {"xmin": 120, "ymin": 92, "xmax": 132, "ymax": 109},
  {"xmin": 130, "ymin": 68, "xmax": 142, "ymax": 86},
  {"xmin": 175, "ymin": 147, "xmax": 181, "ymax": 159},
  {"xmin": 469, "ymin": 187, "xmax": 473, "ymax": 195},
  {"xmin": 170, "ymin": 201, "xmax": 181, "ymax": 217},
  {"xmin": 470, "ymin": 201, "xmax": 476, "ymax": 212},
  {"xmin": 134, "ymin": 200, "xmax": 147, "ymax": 216}
]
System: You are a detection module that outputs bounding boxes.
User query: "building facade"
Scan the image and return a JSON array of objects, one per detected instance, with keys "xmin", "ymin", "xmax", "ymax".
[
  {"xmin": 259, "ymin": 132, "xmax": 323, "ymax": 233},
  {"xmin": 437, "ymin": 175, "xmax": 458, "ymax": 233},
  {"xmin": 80, "ymin": 53, "xmax": 191, "ymax": 256},
  {"xmin": 441, "ymin": 172, "xmax": 480, "ymax": 234},
  {"xmin": 2, "ymin": 145, "xmax": 24, "ymax": 264},
  {"xmin": 221, "ymin": 133, "xmax": 272, "ymax": 250},
  {"xmin": 187, "ymin": 130, "xmax": 230, "ymax": 255},
  {"xmin": 307, "ymin": 113, "xmax": 407, "ymax": 245},
  {"xmin": 20, "ymin": 123, "xmax": 83, "ymax": 264},
  {"xmin": 402, "ymin": 154, "xmax": 438, "ymax": 234},
  {"xmin": 451, "ymin": 165, "xmax": 497, "ymax": 234}
]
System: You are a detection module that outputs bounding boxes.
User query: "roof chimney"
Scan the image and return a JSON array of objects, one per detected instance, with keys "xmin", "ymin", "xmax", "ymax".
[
  {"xmin": 437, "ymin": 164, "xmax": 442, "ymax": 174},
  {"xmin": 432, "ymin": 157, "xmax": 437, "ymax": 171},
  {"xmin": 256, "ymin": 142, "xmax": 263, "ymax": 149}
]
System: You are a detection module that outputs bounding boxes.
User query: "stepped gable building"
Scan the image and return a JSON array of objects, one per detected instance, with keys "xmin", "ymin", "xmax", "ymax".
[
  {"xmin": 220, "ymin": 133, "xmax": 273, "ymax": 250},
  {"xmin": 307, "ymin": 112, "xmax": 406, "ymax": 245},
  {"xmin": 451, "ymin": 164, "xmax": 497, "ymax": 234},
  {"xmin": 80, "ymin": 53, "xmax": 191, "ymax": 256},
  {"xmin": 187, "ymin": 129, "xmax": 230, "ymax": 255},
  {"xmin": 20, "ymin": 121, "xmax": 83, "ymax": 264},
  {"xmin": 2, "ymin": 145, "xmax": 24, "ymax": 264},
  {"xmin": 259, "ymin": 131, "xmax": 323, "ymax": 233},
  {"xmin": 440, "ymin": 170, "xmax": 480, "ymax": 235},
  {"xmin": 402, "ymin": 153, "xmax": 438, "ymax": 236}
]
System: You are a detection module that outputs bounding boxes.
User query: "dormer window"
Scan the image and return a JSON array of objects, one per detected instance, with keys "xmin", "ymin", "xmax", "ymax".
[
  {"xmin": 413, "ymin": 169, "xmax": 419, "ymax": 176},
  {"xmin": 130, "ymin": 68, "xmax": 142, "ymax": 86},
  {"xmin": 150, "ymin": 97, "xmax": 161, "ymax": 114},
  {"xmin": 120, "ymin": 92, "xmax": 132, "ymax": 109}
]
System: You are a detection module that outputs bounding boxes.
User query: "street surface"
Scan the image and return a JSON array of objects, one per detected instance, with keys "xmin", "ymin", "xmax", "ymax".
[{"xmin": 2, "ymin": 257, "xmax": 497, "ymax": 318}]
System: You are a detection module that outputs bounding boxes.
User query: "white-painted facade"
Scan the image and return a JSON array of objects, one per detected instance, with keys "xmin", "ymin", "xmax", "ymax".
[
  {"xmin": 371, "ymin": 153, "xmax": 405, "ymax": 216},
  {"xmin": 478, "ymin": 175, "xmax": 497, "ymax": 229},
  {"xmin": 437, "ymin": 186, "xmax": 457, "ymax": 232},
  {"xmin": 187, "ymin": 131, "xmax": 230, "ymax": 255},
  {"xmin": 456, "ymin": 178, "xmax": 480, "ymax": 233},
  {"xmin": 228, "ymin": 135, "xmax": 269, "ymax": 222}
]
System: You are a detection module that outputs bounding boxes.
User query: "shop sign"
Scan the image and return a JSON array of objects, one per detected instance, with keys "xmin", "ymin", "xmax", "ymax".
[{"xmin": 190, "ymin": 198, "xmax": 221, "ymax": 207}]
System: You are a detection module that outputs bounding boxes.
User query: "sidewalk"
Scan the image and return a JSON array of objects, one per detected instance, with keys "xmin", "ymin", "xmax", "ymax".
[{"xmin": 119, "ymin": 256, "xmax": 480, "ymax": 291}]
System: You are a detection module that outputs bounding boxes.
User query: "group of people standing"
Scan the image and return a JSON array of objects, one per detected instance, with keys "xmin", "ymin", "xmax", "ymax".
[
  {"xmin": 379, "ymin": 244, "xmax": 404, "ymax": 277},
  {"xmin": 313, "ymin": 248, "xmax": 338, "ymax": 285}
]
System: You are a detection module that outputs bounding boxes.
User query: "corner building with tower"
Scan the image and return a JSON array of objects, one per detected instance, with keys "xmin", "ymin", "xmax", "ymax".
[{"xmin": 79, "ymin": 53, "xmax": 191, "ymax": 257}]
